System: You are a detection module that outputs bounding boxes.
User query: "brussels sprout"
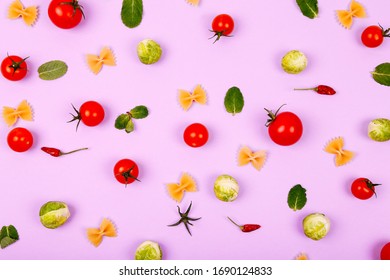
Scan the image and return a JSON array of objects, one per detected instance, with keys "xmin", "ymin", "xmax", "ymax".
[
  {"xmin": 214, "ymin": 174, "xmax": 239, "ymax": 202},
  {"xmin": 137, "ymin": 39, "xmax": 162, "ymax": 65},
  {"xmin": 281, "ymin": 50, "xmax": 307, "ymax": 74},
  {"xmin": 368, "ymin": 118, "xmax": 390, "ymax": 142},
  {"xmin": 134, "ymin": 241, "xmax": 162, "ymax": 260},
  {"xmin": 39, "ymin": 201, "xmax": 70, "ymax": 229},
  {"xmin": 303, "ymin": 213, "xmax": 330, "ymax": 240}
]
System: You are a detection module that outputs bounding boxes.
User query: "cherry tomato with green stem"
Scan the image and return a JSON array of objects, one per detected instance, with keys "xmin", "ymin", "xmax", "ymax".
[
  {"xmin": 1, "ymin": 55, "xmax": 29, "ymax": 81},
  {"xmin": 113, "ymin": 159, "xmax": 140, "ymax": 186},
  {"xmin": 210, "ymin": 14, "xmax": 234, "ymax": 43},
  {"xmin": 351, "ymin": 178, "xmax": 381, "ymax": 200},
  {"xmin": 68, "ymin": 101, "xmax": 105, "ymax": 131},
  {"xmin": 183, "ymin": 123, "xmax": 209, "ymax": 148},
  {"xmin": 265, "ymin": 105, "xmax": 303, "ymax": 146},
  {"xmin": 361, "ymin": 24, "xmax": 390, "ymax": 48},
  {"xmin": 7, "ymin": 127, "xmax": 34, "ymax": 152},
  {"xmin": 48, "ymin": 0, "xmax": 85, "ymax": 29}
]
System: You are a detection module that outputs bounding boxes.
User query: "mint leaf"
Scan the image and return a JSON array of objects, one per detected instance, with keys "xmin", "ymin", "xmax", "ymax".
[
  {"xmin": 130, "ymin": 105, "xmax": 149, "ymax": 119},
  {"xmin": 287, "ymin": 184, "xmax": 307, "ymax": 211},
  {"xmin": 296, "ymin": 0, "xmax": 318, "ymax": 19},
  {"xmin": 38, "ymin": 60, "xmax": 68, "ymax": 80},
  {"xmin": 371, "ymin": 63, "xmax": 390, "ymax": 86},
  {"xmin": 121, "ymin": 0, "xmax": 143, "ymax": 28},
  {"xmin": 0, "ymin": 225, "xmax": 19, "ymax": 249},
  {"xmin": 224, "ymin": 86, "xmax": 244, "ymax": 116}
]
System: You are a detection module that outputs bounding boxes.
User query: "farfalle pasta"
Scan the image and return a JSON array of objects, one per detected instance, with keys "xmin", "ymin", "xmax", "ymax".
[
  {"xmin": 86, "ymin": 218, "xmax": 117, "ymax": 247},
  {"xmin": 336, "ymin": 0, "xmax": 366, "ymax": 29},
  {"xmin": 237, "ymin": 146, "xmax": 267, "ymax": 171},
  {"xmin": 86, "ymin": 47, "xmax": 116, "ymax": 75},
  {"xmin": 178, "ymin": 84, "xmax": 207, "ymax": 111},
  {"xmin": 3, "ymin": 100, "xmax": 33, "ymax": 127},
  {"xmin": 166, "ymin": 173, "xmax": 197, "ymax": 202},
  {"xmin": 186, "ymin": 0, "xmax": 200, "ymax": 6},
  {"xmin": 8, "ymin": 0, "xmax": 38, "ymax": 26},
  {"xmin": 324, "ymin": 137, "xmax": 355, "ymax": 166}
]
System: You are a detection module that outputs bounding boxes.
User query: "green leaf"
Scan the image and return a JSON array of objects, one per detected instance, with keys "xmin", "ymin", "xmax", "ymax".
[
  {"xmin": 115, "ymin": 114, "xmax": 131, "ymax": 130},
  {"xmin": 38, "ymin": 60, "xmax": 68, "ymax": 80},
  {"xmin": 296, "ymin": 0, "xmax": 318, "ymax": 19},
  {"xmin": 287, "ymin": 184, "xmax": 307, "ymax": 211},
  {"xmin": 121, "ymin": 0, "xmax": 143, "ymax": 28},
  {"xmin": 125, "ymin": 118, "xmax": 135, "ymax": 133},
  {"xmin": 371, "ymin": 63, "xmax": 390, "ymax": 86},
  {"xmin": 0, "ymin": 225, "xmax": 19, "ymax": 249},
  {"xmin": 130, "ymin": 105, "xmax": 149, "ymax": 119},
  {"xmin": 224, "ymin": 86, "xmax": 244, "ymax": 116}
]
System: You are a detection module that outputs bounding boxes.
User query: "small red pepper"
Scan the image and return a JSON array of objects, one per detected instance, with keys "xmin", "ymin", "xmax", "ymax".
[
  {"xmin": 294, "ymin": 85, "xmax": 336, "ymax": 95},
  {"xmin": 41, "ymin": 147, "xmax": 88, "ymax": 157},
  {"xmin": 227, "ymin": 217, "xmax": 261, "ymax": 232}
]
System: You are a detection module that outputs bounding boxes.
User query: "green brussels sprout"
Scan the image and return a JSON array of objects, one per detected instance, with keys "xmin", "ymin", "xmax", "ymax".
[
  {"xmin": 303, "ymin": 213, "xmax": 330, "ymax": 240},
  {"xmin": 281, "ymin": 50, "xmax": 307, "ymax": 74},
  {"xmin": 134, "ymin": 241, "xmax": 162, "ymax": 260},
  {"xmin": 214, "ymin": 174, "xmax": 239, "ymax": 202},
  {"xmin": 368, "ymin": 118, "xmax": 390, "ymax": 142},
  {"xmin": 39, "ymin": 201, "xmax": 70, "ymax": 229},
  {"xmin": 137, "ymin": 39, "xmax": 162, "ymax": 65}
]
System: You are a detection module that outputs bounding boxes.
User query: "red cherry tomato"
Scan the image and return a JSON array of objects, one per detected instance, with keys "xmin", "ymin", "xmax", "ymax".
[
  {"xmin": 7, "ymin": 127, "xmax": 34, "ymax": 152},
  {"xmin": 113, "ymin": 159, "xmax": 140, "ymax": 186},
  {"xmin": 210, "ymin": 14, "xmax": 234, "ymax": 42},
  {"xmin": 380, "ymin": 242, "xmax": 390, "ymax": 260},
  {"xmin": 361, "ymin": 25, "xmax": 386, "ymax": 48},
  {"xmin": 1, "ymin": 55, "xmax": 28, "ymax": 81},
  {"xmin": 48, "ymin": 0, "xmax": 85, "ymax": 29},
  {"xmin": 265, "ymin": 105, "xmax": 303, "ymax": 146},
  {"xmin": 183, "ymin": 123, "xmax": 209, "ymax": 148},
  {"xmin": 68, "ymin": 101, "xmax": 105, "ymax": 130},
  {"xmin": 351, "ymin": 178, "xmax": 380, "ymax": 200}
]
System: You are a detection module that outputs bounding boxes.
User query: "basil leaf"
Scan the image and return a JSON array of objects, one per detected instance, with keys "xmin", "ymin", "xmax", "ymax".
[
  {"xmin": 0, "ymin": 225, "xmax": 19, "ymax": 249},
  {"xmin": 130, "ymin": 105, "xmax": 149, "ymax": 119},
  {"xmin": 296, "ymin": 0, "xmax": 318, "ymax": 19},
  {"xmin": 287, "ymin": 184, "xmax": 307, "ymax": 211},
  {"xmin": 115, "ymin": 114, "xmax": 131, "ymax": 130},
  {"xmin": 121, "ymin": 0, "xmax": 143, "ymax": 28},
  {"xmin": 371, "ymin": 63, "xmax": 390, "ymax": 86},
  {"xmin": 224, "ymin": 86, "xmax": 244, "ymax": 116},
  {"xmin": 38, "ymin": 60, "xmax": 68, "ymax": 80}
]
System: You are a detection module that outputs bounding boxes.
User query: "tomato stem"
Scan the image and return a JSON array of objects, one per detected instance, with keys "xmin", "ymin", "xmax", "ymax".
[
  {"xmin": 366, "ymin": 179, "xmax": 381, "ymax": 198},
  {"xmin": 379, "ymin": 23, "xmax": 390, "ymax": 38},
  {"xmin": 120, "ymin": 165, "xmax": 140, "ymax": 187},
  {"xmin": 60, "ymin": 0, "xmax": 85, "ymax": 19},
  {"xmin": 7, "ymin": 54, "xmax": 29, "ymax": 76},
  {"xmin": 208, "ymin": 29, "xmax": 233, "ymax": 43},
  {"xmin": 67, "ymin": 104, "xmax": 82, "ymax": 131},
  {"xmin": 264, "ymin": 104, "xmax": 286, "ymax": 127}
]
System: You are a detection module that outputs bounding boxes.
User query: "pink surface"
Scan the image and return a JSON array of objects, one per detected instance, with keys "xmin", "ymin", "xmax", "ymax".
[{"xmin": 1, "ymin": 0, "xmax": 390, "ymax": 260}]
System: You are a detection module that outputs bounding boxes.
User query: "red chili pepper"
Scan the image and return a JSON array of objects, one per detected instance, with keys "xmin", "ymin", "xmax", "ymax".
[
  {"xmin": 227, "ymin": 217, "xmax": 261, "ymax": 233},
  {"xmin": 41, "ymin": 147, "xmax": 88, "ymax": 157},
  {"xmin": 294, "ymin": 85, "xmax": 336, "ymax": 95}
]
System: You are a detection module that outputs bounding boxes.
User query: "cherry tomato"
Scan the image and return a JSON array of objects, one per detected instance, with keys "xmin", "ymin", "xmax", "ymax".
[
  {"xmin": 351, "ymin": 177, "xmax": 380, "ymax": 200},
  {"xmin": 380, "ymin": 242, "xmax": 390, "ymax": 260},
  {"xmin": 361, "ymin": 25, "xmax": 388, "ymax": 48},
  {"xmin": 7, "ymin": 127, "xmax": 34, "ymax": 152},
  {"xmin": 68, "ymin": 101, "xmax": 105, "ymax": 130},
  {"xmin": 265, "ymin": 105, "xmax": 303, "ymax": 146},
  {"xmin": 183, "ymin": 123, "xmax": 209, "ymax": 148},
  {"xmin": 48, "ymin": 0, "xmax": 85, "ymax": 29},
  {"xmin": 1, "ymin": 55, "xmax": 28, "ymax": 81},
  {"xmin": 113, "ymin": 159, "xmax": 140, "ymax": 186},
  {"xmin": 210, "ymin": 14, "xmax": 234, "ymax": 42}
]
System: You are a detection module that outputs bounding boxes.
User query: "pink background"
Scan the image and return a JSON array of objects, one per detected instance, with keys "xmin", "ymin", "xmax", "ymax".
[{"xmin": 1, "ymin": 0, "xmax": 390, "ymax": 260}]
